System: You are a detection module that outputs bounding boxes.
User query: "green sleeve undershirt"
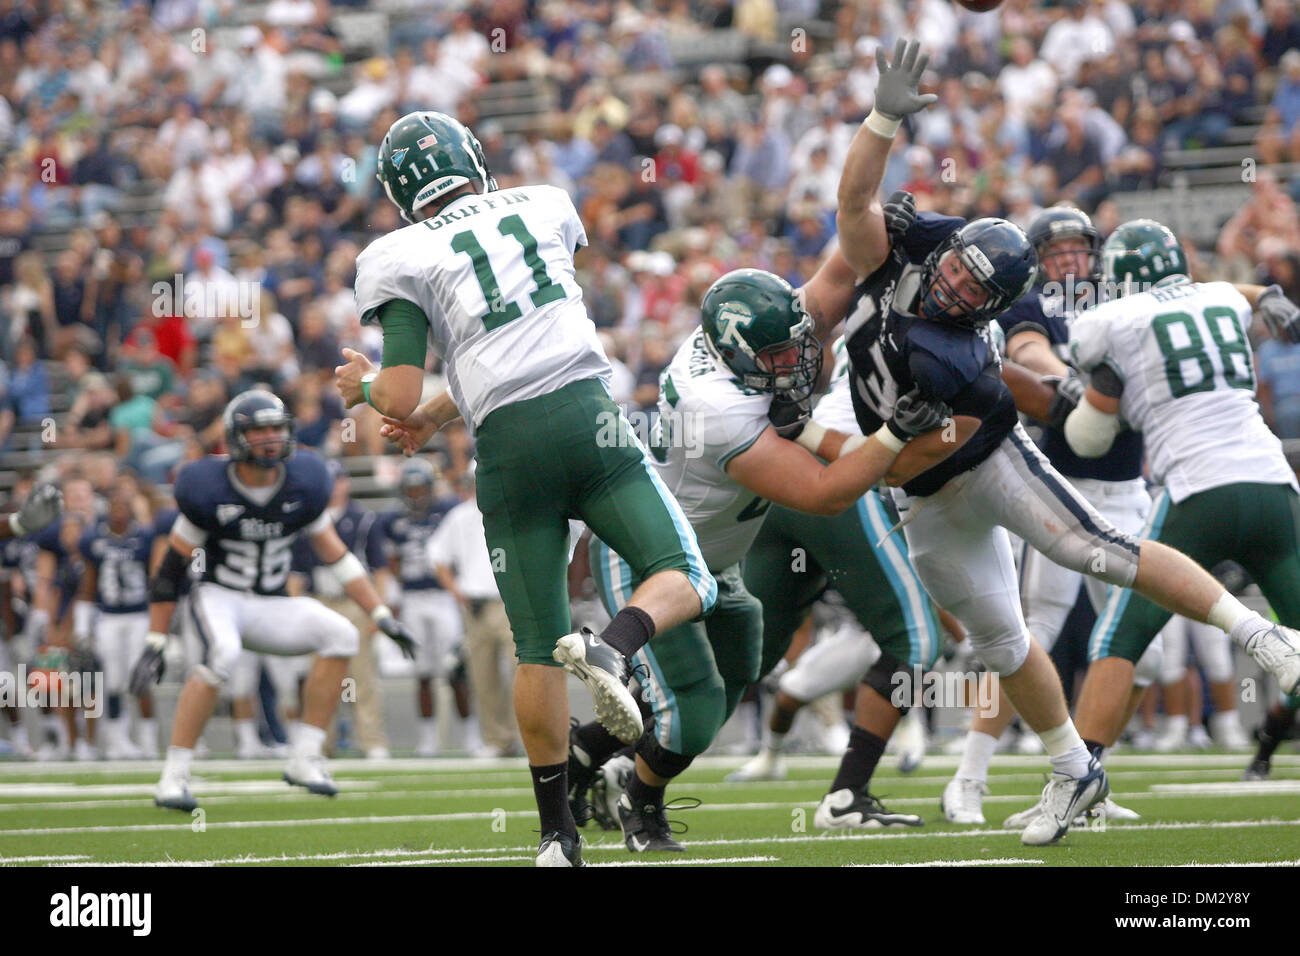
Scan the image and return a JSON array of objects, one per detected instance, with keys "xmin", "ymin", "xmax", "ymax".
[{"xmin": 376, "ymin": 298, "xmax": 430, "ymax": 369}]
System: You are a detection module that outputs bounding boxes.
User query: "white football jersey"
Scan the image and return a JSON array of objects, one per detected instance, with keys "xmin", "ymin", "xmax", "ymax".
[
  {"xmin": 812, "ymin": 338, "xmax": 861, "ymax": 434},
  {"xmin": 647, "ymin": 328, "xmax": 772, "ymax": 571},
  {"xmin": 355, "ymin": 184, "xmax": 611, "ymax": 430},
  {"xmin": 1069, "ymin": 280, "xmax": 1297, "ymax": 503}
]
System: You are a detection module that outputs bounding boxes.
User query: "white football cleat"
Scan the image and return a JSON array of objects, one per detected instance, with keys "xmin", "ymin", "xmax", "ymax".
[
  {"xmin": 154, "ymin": 766, "xmax": 197, "ymax": 811},
  {"xmin": 73, "ymin": 740, "xmax": 100, "ymax": 762},
  {"xmin": 1081, "ymin": 796, "xmax": 1140, "ymax": 823},
  {"xmin": 1021, "ymin": 759, "xmax": 1109, "ymax": 846},
  {"xmin": 1003, "ymin": 799, "xmax": 1045, "ymax": 829},
  {"xmin": 1209, "ymin": 712, "xmax": 1250, "ymax": 750},
  {"xmin": 552, "ymin": 628, "xmax": 642, "ymax": 744},
  {"xmin": 536, "ymin": 830, "xmax": 584, "ymax": 867},
  {"xmin": 1245, "ymin": 625, "xmax": 1300, "ymax": 696},
  {"xmin": 726, "ymin": 748, "xmax": 787, "ymax": 782},
  {"xmin": 940, "ymin": 777, "xmax": 989, "ymax": 824},
  {"xmin": 894, "ymin": 709, "xmax": 927, "ymax": 774},
  {"xmin": 813, "ymin": 788, "xmax": 924, "ymax": 829},
  {"xmin": 283, "ymin": 754, "xmax": 339, "ymax": 797},
  {"xmin": 364, "ymin": 747, "xmax": 392, "ymax": 760}
]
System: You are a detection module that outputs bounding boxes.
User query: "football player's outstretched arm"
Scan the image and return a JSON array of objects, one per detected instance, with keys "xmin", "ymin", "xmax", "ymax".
[
  {"xmin": 147, "ymin": 532, "xmax": 198, "ymax": 637},
  {"xmin": 727, "ymin": 390, "xmax": 950, "ymax": 516},
  {"xmin": 836, "ymin": 38, "xmax": 936, "ymax": 279},
  {"xmin": 309, "ymin": 524, "xmax": 417, "ymax": 660},
  {"xmin": 800, "ymin": 246, "xmax": 865, "ymax": 341},
  {"xmin": 1001, "ymin": 358, "xmax": 1062, "ymax": 425},
  {"xmin": 883, "ymin": 415, "xmax": 980, "ymax": 486}
]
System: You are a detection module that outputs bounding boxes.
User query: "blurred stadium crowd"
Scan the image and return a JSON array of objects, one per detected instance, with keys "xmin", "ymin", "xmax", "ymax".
[{"xmin": 1, "ymin": 0, "xmax": 1299, "ymax": 756}]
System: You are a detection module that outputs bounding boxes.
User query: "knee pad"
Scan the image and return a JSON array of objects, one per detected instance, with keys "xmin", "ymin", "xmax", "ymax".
[
  {"xmin": 969, "ymin": 627, "xmax": 1032, "ymax": 677},
  {"xmin": 860, "ymin": 650, "xmax": 912, "ymax": 715},
  {"xmin": 319, "ymin": 617, "xmax": 360, "ymax": 659},
  {"xmin": 1133, "ymin": 634, "xmax": 1163, "ymax": 688},
  {"xmin": 635, "ymin": 730, "xmax": 695, "ymax": 781},
  {"xmin": 192, "ymin": 663, "xmax": 224, "ymax": 688}
]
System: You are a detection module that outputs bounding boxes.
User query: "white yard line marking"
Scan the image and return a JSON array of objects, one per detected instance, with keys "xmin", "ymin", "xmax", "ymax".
[
  {"xmin": 1149, "ymin": 781, "xmax": 1300, "ymax": 795},
  {"xmin": 0, "ymin": 854, "xmax": 91, "ymax": 863},
  {"xmin": 846, "ymin": 858, "xmax": 1045, "ymax": 867},
  {"xmin": 353, "ymin": 855, "xmax": 536, "ymax": 866},
  {"xmin": 0, "ymin": 780, "xmax": 378, "ymax": 798},
  {"xmin": 1171, "ymin": 859, "xmax": 1300, "ymax": 867},
  {"xmin": 586, "ymin": 856, "xmax": 778, "ymax": 867}
]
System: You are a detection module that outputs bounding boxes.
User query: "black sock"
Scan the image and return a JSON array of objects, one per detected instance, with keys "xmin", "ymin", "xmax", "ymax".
[
  {"xmin": 1256, "ymin": 709, "xmax": 1295, "ymax": 762},
  {"xmin": 573, "ymin": 722, "xmax": 625, "ymax": 769},
  {"xmin": 600, "ymin": 606, "xmax": 656, "ymax": 659},
  {"xmin": 531, "ymin": 762, "xmax": 575, "ymax": 837},
  {"xmin": 1082, "ymin": 738, "xmax": 1106, "ymax": 762},
  {"xmin": 829, "ymin": 726, "xmax": 887, "ymax": 794},
  {"xmin": 625, "ymin": 768, "xmax": 666, "ymax": 808}
]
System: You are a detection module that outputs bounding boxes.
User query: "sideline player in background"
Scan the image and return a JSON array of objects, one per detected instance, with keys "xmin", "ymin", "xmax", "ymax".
[{"xmin": 134, "ymin": 391, "xmax": 416, "ymax": 809}]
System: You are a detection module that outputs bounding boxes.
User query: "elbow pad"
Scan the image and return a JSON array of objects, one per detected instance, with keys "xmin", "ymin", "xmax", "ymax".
[
  {"xmin": 1064, "ymin": 401, "xmax": 1121, "ymax": 458},
  {"xmin": 148, "ymin": 547, "xmax": 189, "ymax": 604},
  {"xmin": 327, "ymin": 552, "xmax": 367, "ymax": 588}
]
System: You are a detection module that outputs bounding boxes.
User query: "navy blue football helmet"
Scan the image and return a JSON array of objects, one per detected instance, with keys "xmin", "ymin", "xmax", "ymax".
[
  {"xmin": 223, "ymin": 389, "xmax": 295, "ymax": 466},
  {"xmin": 399, "ymin": 457, "xmax": 438, "ymax": 516},
  {"xmin": 917, "ymin": 218, "xmax": 1038, "ymax": 327},
  {"xmin": 1026, "ymin": 206, "xmax": 1100, "ymax": 283}
]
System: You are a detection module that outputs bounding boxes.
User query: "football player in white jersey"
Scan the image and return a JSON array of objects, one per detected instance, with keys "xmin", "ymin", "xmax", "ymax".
[
  {"xmin": 340, "ymin": 111, "xmax": 720, "ymax": 866},
  {"xmin": 576, "ymin": 267, "xmax": 950, "ymax": 851},
  {"xmin": 996, "ymin": 219, "xmax": 1300, "ymax": 821}
]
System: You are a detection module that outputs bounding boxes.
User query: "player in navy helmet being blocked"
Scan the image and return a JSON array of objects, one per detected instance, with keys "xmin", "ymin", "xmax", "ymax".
[
  {"xmin": 827, "ymin": 39, "xmax": 1300, "ymax": 845},
  {"xmin": 133, "ymin": 389, "xmax": 417, "ymax": 810}
]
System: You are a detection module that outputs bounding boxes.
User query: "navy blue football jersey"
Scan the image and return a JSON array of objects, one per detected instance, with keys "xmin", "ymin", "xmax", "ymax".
[
  {"xmin": 152, "ymin": 506, "xmax": 192, "ymax": 598},
  {"xmin": 33, "ymin": 517, "xmax": 85, "ymax": 619},
  {"xmin": 999, "ymin": 283, "xmax": 1144, "ymax": 482},
  {"xmin": 379, "ymin": 502, "xmax": 456, "ymax": 591},
  {"xmin": 844, "ymin": 212, "xmax": 1020, "ymax": 497},
  {"xmin": 1, "ymin": 535, "xmax": 40, "ymax": 596},
  {"xmin": 173, "ymin": 450, "xmax": 333, "ymax": 596},
  {"xmin": 79, "ymin": 519, "xmax": 154, "ymax": 614}
]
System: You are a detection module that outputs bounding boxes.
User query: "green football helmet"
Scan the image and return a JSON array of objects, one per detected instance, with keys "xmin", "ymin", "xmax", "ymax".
[
  {"xmin": 376, "ymin": 111, "xmax": 497, "ymax": 223},
  {"xmin": 1101, "ymin": 218, "xmax": 1188, "ymax": 297},
  {"xmin": 700, "ymin": 269, "xmax": 823, "ymax": 400}
]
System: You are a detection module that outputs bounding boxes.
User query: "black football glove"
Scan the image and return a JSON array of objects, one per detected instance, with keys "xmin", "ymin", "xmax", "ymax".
[
  {"xmin": 768, "ymin": 391, "xmax": 812, "ymax": 440},
  {"xmin": 889, "ymin": 388, "xmax": 951, "ymax": 439},
  {"xmin": 1044, "ymin": 372, "xmax": 1087, "ymax": 430},
  {"xmin": 374, "ymin": 608, "xmax": 417, "ymax": 661},
  {"xmin": 882, "ymin": 189, "xmax": 917, "ymax": 244},
  {"xmin": 1257, "ymin": 284, "xmax": 1300, "ymax": 344},
  {"xmin": 129, "ymin": 632, "xmax": 168, "ymax": 696}
]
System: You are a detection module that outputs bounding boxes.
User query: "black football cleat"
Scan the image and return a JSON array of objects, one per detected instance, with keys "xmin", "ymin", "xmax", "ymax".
[
  {"xmin": 536, "ymin": 830, "xmax": 585, "ymax": 867},
  {"xmin": 553, "ymin": 628, "xmax": 641, "ymax": 743},
  {"xmin": 617, "ymin": 793, "xmax": 699, "ymax": 852}
]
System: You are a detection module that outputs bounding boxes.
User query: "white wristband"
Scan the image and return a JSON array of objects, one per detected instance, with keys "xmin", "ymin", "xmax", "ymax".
[
  {"xmin": 795, "ymin": 422, "xmax": 828, "ymax": 454},
  {"xmin": 840, "ymin": 434, "xmax": 868, "ymax": 455},
  {"xmin": 145, "ymin": 631, "xmax": 168, "ymax": 652},
  {"xmin": 864, "ymin": 108, "xmax": 902, "ymax": 139},
  {"xmin": 372, "ymin": 604, "xmax": 393, "ymax": 625},
  {"xmin": 8, "ymin": 512, "xmax": 23, "ymax": 536},
  {"xmin": 873, "ymin": 424, "xmax": 907, "ymax": 453}
]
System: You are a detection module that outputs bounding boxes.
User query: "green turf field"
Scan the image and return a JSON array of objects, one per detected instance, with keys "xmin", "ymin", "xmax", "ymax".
[{"xmin": 0, "ymin": 752, "xmax": 1296, "ymax": 866}]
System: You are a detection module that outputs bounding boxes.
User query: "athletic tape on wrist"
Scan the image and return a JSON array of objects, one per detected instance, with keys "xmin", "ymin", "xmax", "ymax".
[
  {"xmin": 864, "ymin": 108, "xmax": 901, "ymax": 139},
  {"xmin": 874, "ymin": 424, "xmax": 907, "ymax": 453}
]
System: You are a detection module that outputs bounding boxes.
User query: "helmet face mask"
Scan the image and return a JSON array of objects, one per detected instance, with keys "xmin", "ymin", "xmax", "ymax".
[
  {"xmin": 398, "ymin": 458, "xmax": 437, "ymax": 516},
  {"xmin": 701, "ymin": 270, "xmax": 824, "ymax": 402},
  {"xmin": 1027, "ymin": 207, "xmax": 1101, "ymax": 285},
  {"xmin": 224, "ymin": 391, "xmax": 296, "ymax": 467},
  {"xmin": 918, "ymin": 219, "xmax": 1038, "ymax": 328},
  {"xmin": 376, "ymin": 111, "xmax": 497, "ymax": 224}
]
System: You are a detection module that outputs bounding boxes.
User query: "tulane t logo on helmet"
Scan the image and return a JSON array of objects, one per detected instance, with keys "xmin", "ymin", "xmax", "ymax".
[{"xmin": 701, "ymin": 269, "xmax": 823, "ymax": 401}]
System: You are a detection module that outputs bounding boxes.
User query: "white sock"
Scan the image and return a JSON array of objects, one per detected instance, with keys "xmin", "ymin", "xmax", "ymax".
[
  {"xmin": 418, "ymin": 718, "xmax": 436, "ymax": 742},
  {"xmin": 294, "ymin": 723, "xmax": 326, "ymax": 758},
  {"xmin": 461, "ymin": 715, "xmax": 482, "ymax": 750},
  {"xmin": 1162, "ymin": 714, "xmax": 1189, "ymax": 740},
  {"xmin": 11, "ymin": 725, "xmax": 29, "ymax": 750},
  {"xmin": 234, "ymin": 718, "xmax": 259, "ymax": 752},
  {"xmin": 1207, "ymin": 593, "xmax": 1271, "ymax": 646},
  {"xmin": 166, "ymin": 745, "xmax": 194, "ymax": 774},
  {"xmin": 1038, "ymin": 720, "xmax": 1091, "ymax": 778},
  {"xmin": 137, "ymin": 718, "xmax": 157, "ymax": 751},
  {"xmin": 1209, "ymin": 710, "xmax": 1242, "ymax": 738},
  {"xmin": 763, "ymin": 728, "xmax": 787, "ymax": 754},
  {"xmin": 956, "ymin": 730, "xmax": 998, "ymax": 784}
]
